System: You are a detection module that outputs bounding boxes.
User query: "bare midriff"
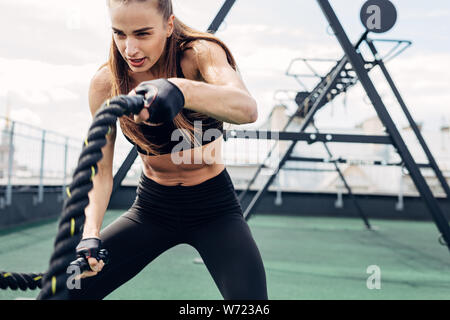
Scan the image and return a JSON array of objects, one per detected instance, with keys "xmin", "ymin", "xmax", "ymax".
[{"xmin": 140, "ymin": 136, "xmax": 225, "ymax": 186}]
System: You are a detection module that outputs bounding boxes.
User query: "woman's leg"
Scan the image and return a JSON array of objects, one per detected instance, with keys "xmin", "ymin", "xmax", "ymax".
[
  {"xmin": 188, "ymin": 213, "xmax": 268, "ymax": 300},
  {"xmin": 70, "ymin": 208, "xmax": 179, "ymax": 300}
]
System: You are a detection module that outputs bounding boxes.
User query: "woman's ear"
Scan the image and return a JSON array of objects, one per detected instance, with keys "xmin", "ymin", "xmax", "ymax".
[{"xmin": 166, "ymin": 14, "xmax": 175, "ymax": 38}]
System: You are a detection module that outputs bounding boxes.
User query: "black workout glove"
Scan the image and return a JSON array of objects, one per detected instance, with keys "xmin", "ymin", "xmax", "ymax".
[
  {"xmin": 133, "ymin": 79, "xmax": 185, "ymax": 123},
  {"xmin": 76, "ymin": 238, "xmax": 101, "ymax": 260},
  {"xmin": 72, "ymin": 238, "xmax": 108, "ymax": 272}
]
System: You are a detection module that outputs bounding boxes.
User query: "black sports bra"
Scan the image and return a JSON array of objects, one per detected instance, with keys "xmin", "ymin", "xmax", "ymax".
[{"xmin": 122, "ymin": 50, "xmax": 224, "ymax": 156}]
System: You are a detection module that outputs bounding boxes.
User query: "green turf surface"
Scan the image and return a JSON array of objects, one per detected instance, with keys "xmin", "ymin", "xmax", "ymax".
[{"xmin": 1, "ymin": 210, "xmax": 449, "ymax": 300}]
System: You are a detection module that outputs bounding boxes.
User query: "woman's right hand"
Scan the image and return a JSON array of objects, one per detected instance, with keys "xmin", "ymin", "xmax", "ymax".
[
  {"xmin": 74, "ymin": 237, "xmax": 106, "ymax": 279},
  {"xmin": 129, "ymin": 79, "xmax": 185, "ymax": 124}
]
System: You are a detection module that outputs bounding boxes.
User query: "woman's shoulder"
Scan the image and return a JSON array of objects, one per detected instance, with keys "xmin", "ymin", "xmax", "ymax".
[
  {"xmin": 88, "ymin": 65, "xmax": 113, "ymax": 115},
  {"xmin": 179, "ymin": 39, "xmax": 227, "ymax": 79},
  {"xmin": 90, "ymin": 65, "xmax": 112, "ymax": 95},
  {"xmin": 181, "ymin": 39, "xmax": 226, "ymax": 61}
]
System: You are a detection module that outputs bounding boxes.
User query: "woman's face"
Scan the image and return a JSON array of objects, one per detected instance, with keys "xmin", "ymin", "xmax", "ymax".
[{"xmin": 109, "ymin": 1, "xmax": 174, "ymax": 73}]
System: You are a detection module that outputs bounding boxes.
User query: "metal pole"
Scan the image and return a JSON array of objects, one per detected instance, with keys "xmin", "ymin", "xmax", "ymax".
[
  {"xmin": 6, "ymin": 121, "xmax": 15, "ymax": 206},
  {"xmin": 38, "ymin": 130, "xmax": 46, "ymax": 204},
  {"xmin": 396, "ymin": 166, "xmax": 404, "ymax": 211},
  {"xmin": 112, "ymin": 146, "xmax": 137, "ymax": 193},
  {"xmin": 274, "ymin": 173, "xmax": 282, "ymax": 206},
  {"xmin": 335, "ymin": 191, "xmax": 343, "ymax": 208},
  {"xmin": 207, "ymin": 0, "xmax": 236, "ymax": 33}
]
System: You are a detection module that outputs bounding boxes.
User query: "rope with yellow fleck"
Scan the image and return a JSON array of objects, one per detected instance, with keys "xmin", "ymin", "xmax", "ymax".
[
  {"xmin": 0, "ymin": 95, "xmax": 144, "ymax": 299},
  {"xmin": 0, "ymin": 272, "xmax": 43, "ymax": 290}
]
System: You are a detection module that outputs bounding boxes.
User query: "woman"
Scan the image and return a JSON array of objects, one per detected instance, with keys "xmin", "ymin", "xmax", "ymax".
[{"xmin": 72, "ymin": 0, "xmax": 267, "ymax": 300}]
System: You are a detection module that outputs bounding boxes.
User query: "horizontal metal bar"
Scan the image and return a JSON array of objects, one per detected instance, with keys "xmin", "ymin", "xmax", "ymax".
[
  {"xmin": 223, "ymin": 130, "xmax": 392, "ymax": 144},
  {"xmin": 287, "ymin": 156, "xmax": 431, "ymax": 168},
  {"xmin": 281, "ymin": 167, "xmax": 338, "ymax": 172},
  {"xmin": 0, "ymin": 116, "xmax": 81, "ymax": 142}
]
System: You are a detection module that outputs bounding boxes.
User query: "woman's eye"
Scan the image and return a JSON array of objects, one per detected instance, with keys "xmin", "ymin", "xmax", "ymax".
[
  {"xmin": 113, "ymin": 31, "xmax": 125, "ymax": 37},
  {"xmin": 113, "ymin": 31, "xmax": 151, "ymax": 38}
]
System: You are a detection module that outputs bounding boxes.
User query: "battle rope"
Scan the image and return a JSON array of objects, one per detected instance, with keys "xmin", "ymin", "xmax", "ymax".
[
  {"xmin": 0, "ymin": 272, "xmax": 43, "ymax": 291},
  {"xmin": 0, "ymin": 95, "xmax": 144, "ymax": 299}
]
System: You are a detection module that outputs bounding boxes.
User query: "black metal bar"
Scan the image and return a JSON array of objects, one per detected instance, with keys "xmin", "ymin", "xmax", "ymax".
[
  {"xmin": 224, "ymin": 130, "xmax": 392, "ymax": 144},
  {"xmin": 281, "ymin": 167, "xmax": 338, "ymax": 173},
  {"xmin": 112, "ymin": 0, "xmax": 236, "ymax": 194},
  {"xmin": 112, "ymin": 146, "xmax": 138, "ymax": 193},
  {"xmin": 288, "ymin": 156, "xmax": 359, "ymax": 164},
  {"xmin": 318, "ymin": 0, "xmax": 450, "ymax": 251},
  {"xmin": 207, "ymin": 0, "xmax": 236, "ymax": 33},
  {"xmin": 242, "ymin": 57, "xmax": 349, "ymax": 220},
  {"xmin": 287, "ymin": 156, "xmax": 431, "ymax": 168},
  {"xmin": 366, "ymin": 39, "xmax": 450, "ymax": 200}
]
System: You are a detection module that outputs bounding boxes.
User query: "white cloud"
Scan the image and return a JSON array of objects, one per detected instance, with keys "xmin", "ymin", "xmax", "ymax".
[
  {"xmin": 10, "ymin": 108, "xmax": 42, "ymax": 127},
  {"xmin": 18, "ymin": 90, "xmax": 50, "ymax": 105},
  {"xmin": 0, "ymin": 57, "xmax": 97, "ymax": 90},
  {"xmin": 0, "ymin": 57, "xmax": 98, "ymax": 142},
  {"xmin": 172, "ymin": 0, "xmax": 224, "ymax": 30},
  {"xmin": 402, "ymin": 9, "xmax": 450, "ymax": 19},
  {"xmin": 48, "ymin": 87, "xmax": 80, "ymax": 102}
]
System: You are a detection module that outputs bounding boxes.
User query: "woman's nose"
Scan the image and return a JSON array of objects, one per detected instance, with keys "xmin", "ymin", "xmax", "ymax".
[{"xmin": 125, "ymin": 39, "xmax": 140, "ymax": 57}]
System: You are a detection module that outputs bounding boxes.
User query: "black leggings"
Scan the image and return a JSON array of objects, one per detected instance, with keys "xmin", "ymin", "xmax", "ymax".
[{"xmin": 71, "ymin": 168, "xmax": 268, "ymax": 300}]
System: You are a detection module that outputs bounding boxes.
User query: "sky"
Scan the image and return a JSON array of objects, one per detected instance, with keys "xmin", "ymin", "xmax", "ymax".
[{"xmin": 0, "ymin": 0, "xmax": 449, "ymax": 157}]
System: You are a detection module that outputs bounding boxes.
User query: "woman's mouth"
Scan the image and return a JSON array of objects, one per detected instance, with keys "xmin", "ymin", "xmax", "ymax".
[{"xmin": 128, "ymin": 57, "xmax": 146, "ymax": 67}]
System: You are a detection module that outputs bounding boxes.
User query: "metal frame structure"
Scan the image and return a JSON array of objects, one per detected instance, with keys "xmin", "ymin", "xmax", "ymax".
[
  {"xmin": 0, "ymin": 118, "xmax": 77, "ymax": 208},
  {"xmin": 236, "ymin": 39, "xmax": 411, "ymax": 230},
  {"xmin": 264, "ymin": 39, "xmax": 417, "ymax": 228},
  {"xmin": 233, "ymin": 0, "xmax": 449, "ymax": 250},
  {"xmin": 318, "ymin": 0, "xmax": 449, "ymax": 250}
]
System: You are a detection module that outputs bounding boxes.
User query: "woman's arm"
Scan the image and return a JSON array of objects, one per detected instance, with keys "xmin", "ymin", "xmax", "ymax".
[
  {"xmin": 77, "ymin": 66, "xmax": 115, "ymax": 277},
  {"xmin": 82, "ymin": 67, "xmax": 116, "ymax": 240},
  {"xmin": 169, "ymin": 40, "xmax": 258, "ymax": 125}
]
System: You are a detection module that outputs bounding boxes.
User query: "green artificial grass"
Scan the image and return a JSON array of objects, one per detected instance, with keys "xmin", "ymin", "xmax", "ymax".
[{"xmin": 1, "ymin": 210, "xmax": 449, "ymax": 300}]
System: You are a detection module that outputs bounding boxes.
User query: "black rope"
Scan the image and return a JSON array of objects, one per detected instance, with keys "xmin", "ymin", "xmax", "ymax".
[
  {"xmin": 0, "ymin": 272, "xmax": 43, "ymax": 291},
  {"xmin": 0, "ymin": 95, "xmax": 144, "ymax": 299}
]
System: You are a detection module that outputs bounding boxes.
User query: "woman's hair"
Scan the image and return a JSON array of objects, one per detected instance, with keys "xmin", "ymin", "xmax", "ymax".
[{"xmin": 105, "ymin": 0, "xmax": 237, "ymax": 155}]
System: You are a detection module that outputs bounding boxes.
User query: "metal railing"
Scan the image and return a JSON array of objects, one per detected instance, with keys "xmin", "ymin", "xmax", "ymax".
[
  {"xmin": 0, "ymin": 116, "xmax": 448, "ymax": 208},
  {"xmin": 0, "ymin": 117, "xmax": 83, "ymax": 206},
  {"xmin": 220, "ymin": 126, "xmax": 450, "ymax": 198}
]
